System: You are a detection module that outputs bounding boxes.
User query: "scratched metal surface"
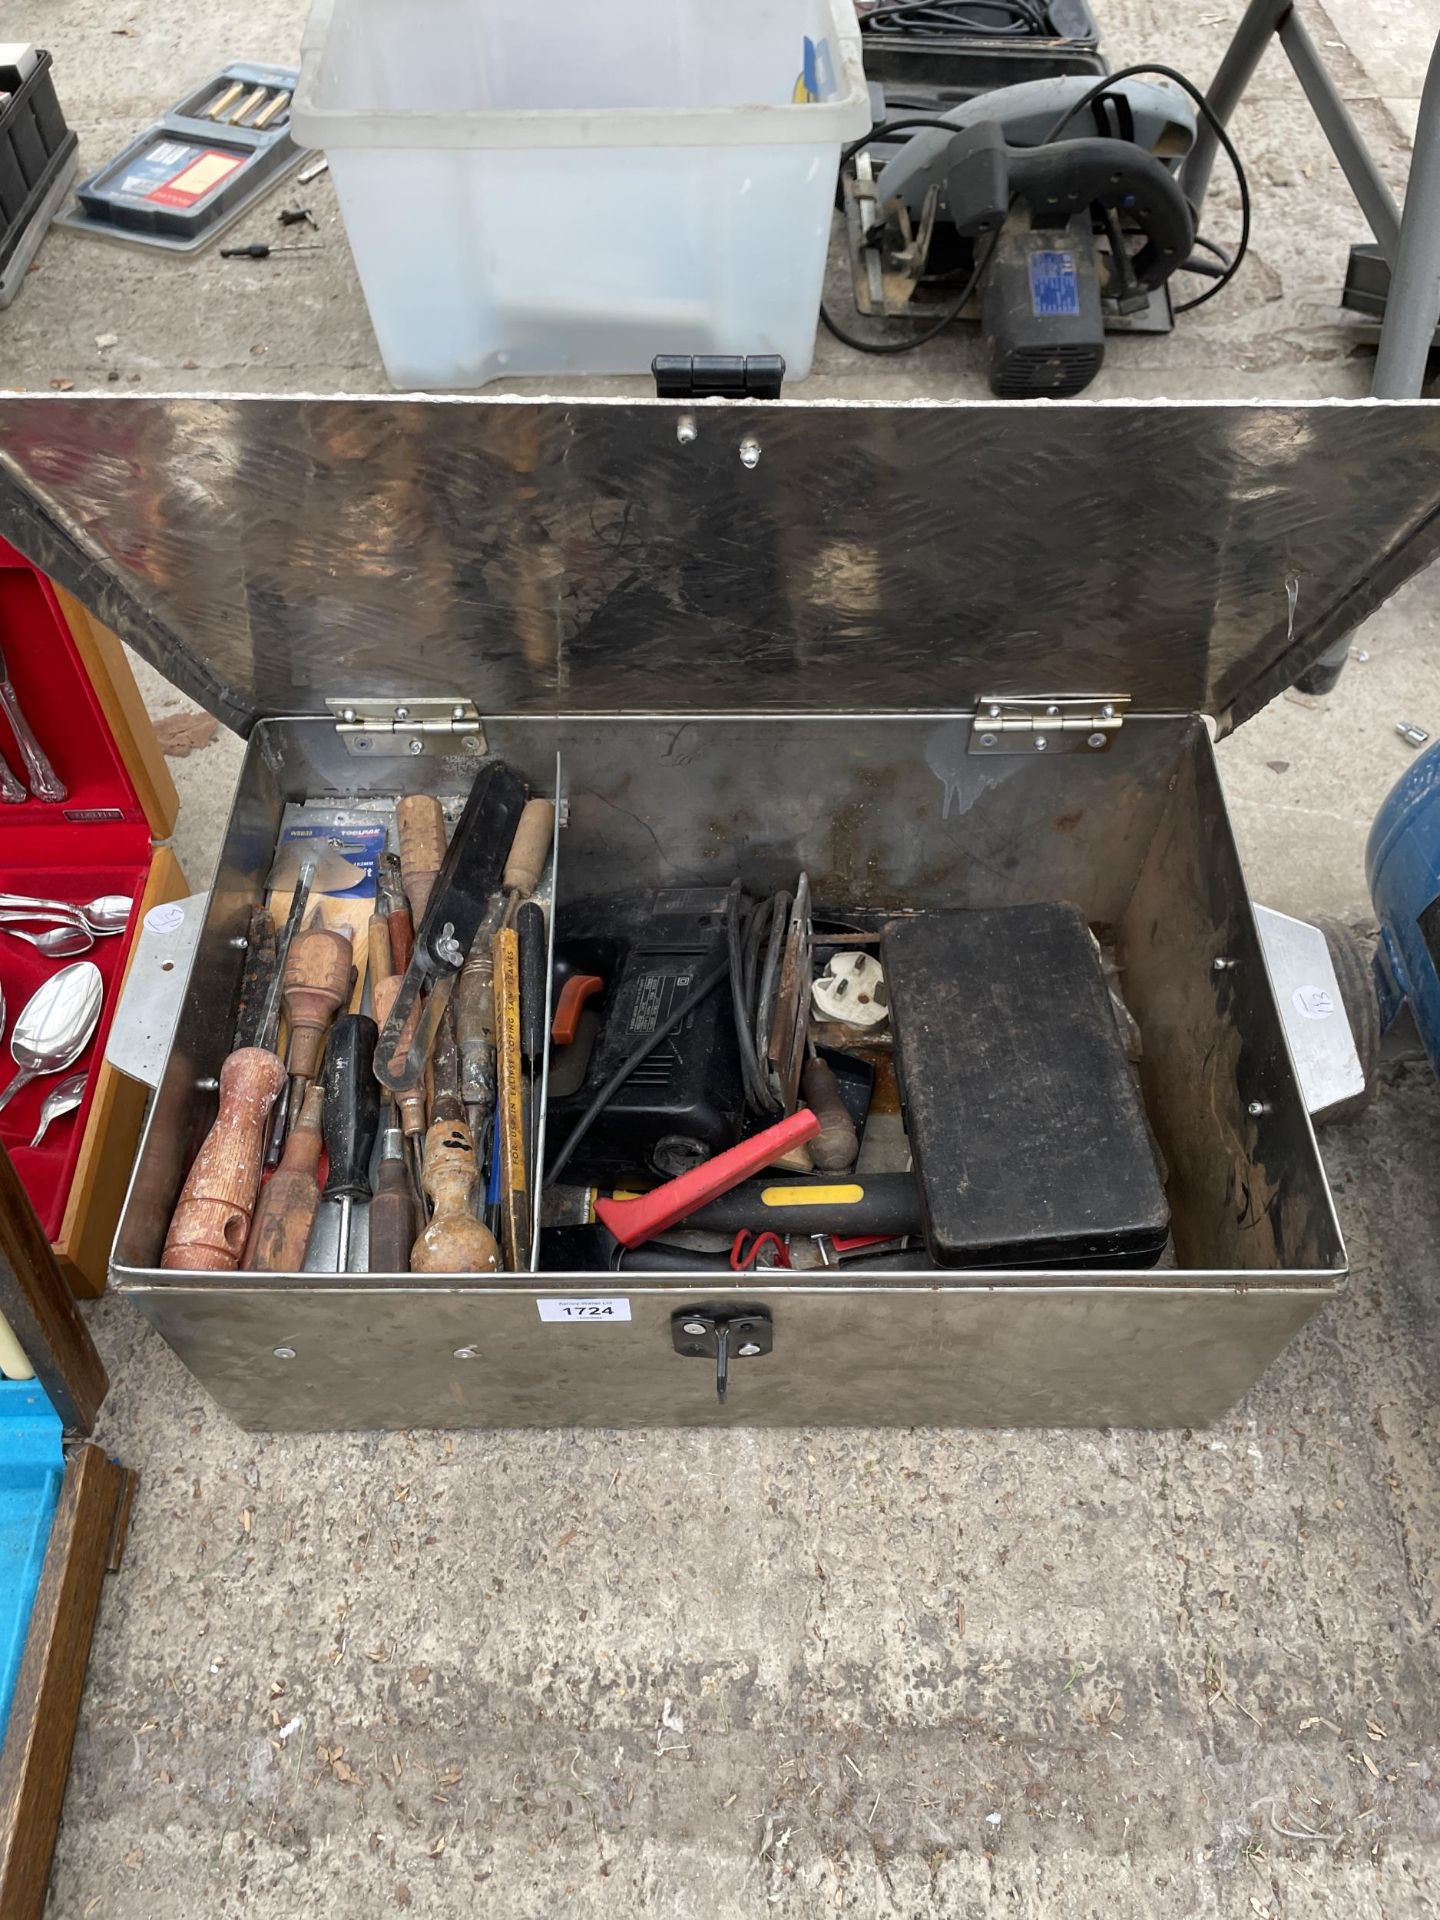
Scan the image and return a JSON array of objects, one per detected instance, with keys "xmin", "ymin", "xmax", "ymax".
[{"xmin": 1, "ymin": 397, "xmax": 1438, "ymax": 733}]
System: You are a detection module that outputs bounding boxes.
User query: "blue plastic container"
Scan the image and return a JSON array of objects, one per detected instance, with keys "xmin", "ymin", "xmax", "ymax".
[{"xmin": 0, "ymin": 1376, "xmax": 64, "ymax": 1740}]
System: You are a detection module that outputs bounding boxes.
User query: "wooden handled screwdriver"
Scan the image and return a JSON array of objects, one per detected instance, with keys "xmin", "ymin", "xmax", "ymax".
[
  {"xmin": 163, "ymin": 1047, "xmax": 289, "ymax": 1269},
  {"xmin": 281, "ymin": 909, "xmax": 354, "ymax": 1127},
  {"xmin": 412, "ymin": 1118, "xmax": 501, "ymax": 1273},
  {"xmin": 242, "ymin": 1081, "xmax": 325, "ymax": 1272},
  {"xmin": 397, "ymin": 795, "xmax": 447, "ymax": 927},
  {"xmin": 379, "ymin": 851, "xmax": 413, "ymax": 975},
  {"xmin": 163, "ymin": 890, "xmax": 306, "ymax": 1271},
  {"xmin": 411, "ymin": 1000, "xmax": 499, "ymax": 1273},
  {"xmin": 501, "ymin": 798, "xmax": 555, "ymax": 916}
]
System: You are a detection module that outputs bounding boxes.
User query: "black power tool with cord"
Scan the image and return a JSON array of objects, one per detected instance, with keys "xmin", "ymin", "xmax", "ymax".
[{"xmin": 828, "ymin": 64, "xmax": 1249, "ymax": 396}]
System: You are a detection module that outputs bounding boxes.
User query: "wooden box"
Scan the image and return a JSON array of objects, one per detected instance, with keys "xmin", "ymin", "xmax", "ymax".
[
  {"xmin": 0, "ymin": 1147, "xmax": 134, "ymax": 1920},
  {"xmin": 0, "ymin": 541, "xmax": 187, "ymax": 1295}
]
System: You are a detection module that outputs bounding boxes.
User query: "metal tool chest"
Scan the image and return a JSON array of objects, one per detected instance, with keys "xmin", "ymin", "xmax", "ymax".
[{"xmin": 2, "ymin": 396, "xmax": 1437, "ymax": 1433}]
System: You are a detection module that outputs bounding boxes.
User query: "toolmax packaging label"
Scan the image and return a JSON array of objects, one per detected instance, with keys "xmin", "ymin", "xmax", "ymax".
[
  {"xmin": 275, "ymin": 820, "xmax": 388, "ymax": 899},
  {"xmin": 536, "ymin": 1298, "xmax": 632, "ymax": 1323},
  {"xmin": 117, "ymin": 140, "xmax": 244, "ymax": 207},
  {"xmin": 1028, "ymin": 249, "xmax": 1082, "ymax": 318}
]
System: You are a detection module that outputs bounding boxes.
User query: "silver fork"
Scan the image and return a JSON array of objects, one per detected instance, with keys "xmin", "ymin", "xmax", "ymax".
[
  {"xmin": 0, "ymin": 642, "xmax": 67, "ymax": 803},
  {"xmin": 0, "ymin": 746, "xmax": 22, "ymax": 804}
]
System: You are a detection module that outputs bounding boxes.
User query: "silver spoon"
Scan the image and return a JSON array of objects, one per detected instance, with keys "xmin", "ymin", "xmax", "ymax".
[
  {"xmin": 30, "ymin": 1071, "xmax": 88, "ymax": 1148},
  {"xmin": 0, "ymin": 962, "xmax": 104, "ymax": 1117},
  {"xmin": 0, "ymin": 892, "xmax": 132, "ymax": 934},
  {"xmin": 0, "ymin": 921, "xmax": 94, "ymax": 957}
]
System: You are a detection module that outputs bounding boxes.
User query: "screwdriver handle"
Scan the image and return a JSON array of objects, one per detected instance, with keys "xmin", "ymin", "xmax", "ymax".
[
  {"xmin": 397, "ymin": 795, "xmax": 447, "ymax": 926},
  {"xmin": 368, "ymin": 910, "xmax": 392, "ymax": 986},
  {"xmin": 516, "ymin": 900, "xmax": 547, "ymax": 1068},
  {"xmin": 243, "ymin": 1081, "xmax": 325, "ymax": 1272},
  {"xmin": 799, "ymin": 1056, "xmax": 859, "ymax": 1172},
  {"xmin": 322, "ymin": 1014, "xmax": 381, "ymax": 1202},
  {"xmin": 368, "ymin": 1129, "xmax": 415, "ymax": 1274},
  {"xmin": 282, "ymin": 920, "xmax": 354, "ymax": 1080},
  {"xmin": 503, "ymin": 798, "xmax": 556, "ymax": 898},
  {"xmin": 595, "ymin": 1108, "xmax": 822, "ymax": 1250},
  {"xmin": 411, "ymin": 1118, "xmax": 501, "ymax": 1272},
  {"xmin": 162, "ymin": 1047, "xmax": 288, "ymax": 1270},
  {"xmin": 380, "ymin": 852, "xmax": 414, "ymax": 974}
]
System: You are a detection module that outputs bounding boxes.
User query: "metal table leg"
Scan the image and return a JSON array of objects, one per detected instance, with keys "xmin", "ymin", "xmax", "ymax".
[{"xmin": 1374, "ymin": 33, "xmax": 1440, "ymax": 398}]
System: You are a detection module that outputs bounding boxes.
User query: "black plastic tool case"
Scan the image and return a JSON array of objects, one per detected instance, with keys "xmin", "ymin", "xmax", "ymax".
[
  {"xmin": 4, "ymin": 399, "xmax": 1438, "ymax": 1433},
  {"xmin": 0, "ymin": 50, "xmax": 76, "ymax": 281},
  {"xmin": 885, "ymin": 904, "xmax": 1169, "ymax": 1267}
]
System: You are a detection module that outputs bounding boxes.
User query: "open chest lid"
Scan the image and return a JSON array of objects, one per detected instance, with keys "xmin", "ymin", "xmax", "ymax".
[{"xmin": 0, "ymin": 397, "xmax": 1438, "ymax": 737}]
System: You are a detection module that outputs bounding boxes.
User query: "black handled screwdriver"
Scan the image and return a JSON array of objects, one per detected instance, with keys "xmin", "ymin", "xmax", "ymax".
[
  {"xmin": 220, "ymin": 241, "xmax": 322, "ymax": 258},
  {"xmin": 516, "ymin": 900, "xmax": 547, "ymax": 1189},
  {"xmin": 322, "ymin": 1013, "xmax": 380, "ymax": 1271}
]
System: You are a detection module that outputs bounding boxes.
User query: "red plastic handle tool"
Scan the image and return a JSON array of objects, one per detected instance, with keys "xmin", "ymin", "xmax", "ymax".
[
  {"xmin": 552, "ymin": 973, "xmax": 605, "ymax": 1045},
  {"xmin": 596, "ymin": 1109, "xmax": 822, "ymax": 1249}
]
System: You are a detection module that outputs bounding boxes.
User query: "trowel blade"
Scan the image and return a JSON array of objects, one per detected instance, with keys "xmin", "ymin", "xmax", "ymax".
[{"xmin": 267, "ymin": 841, "xmax": 368, "ymax": 896}]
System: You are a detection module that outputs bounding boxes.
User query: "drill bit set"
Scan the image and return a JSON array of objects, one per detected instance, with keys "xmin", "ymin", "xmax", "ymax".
[
  {"xmin": 159, "ymin": 764, "xmax": 557, "ymax": 1279},
  {"xmin": 59, "ymin": 61, "xmax": 312, "ymax": 254}
]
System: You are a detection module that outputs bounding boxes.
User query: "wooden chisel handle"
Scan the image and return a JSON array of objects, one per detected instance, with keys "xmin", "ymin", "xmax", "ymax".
[
  {"xmin": 243, "ymin": 1081, "xmax": 325, "ymax": 1271},
  {"xmin": 411, "ymin": 1118, "xmax": 500, "ymax": 1273},
  {"xmin": 163, "ymin": 1048, "xmax": 288, "ymax": 1270},
  {"xmin": 503, "ymin": 798, "xmax": 555, "ymax": 899},
  {"xmin": 282, "ymin": 920, "xmax": 354, "ymax": 1081},
  {"xmin": 397, "ymin": 795, "xmax": 447, "ymax": 926}
]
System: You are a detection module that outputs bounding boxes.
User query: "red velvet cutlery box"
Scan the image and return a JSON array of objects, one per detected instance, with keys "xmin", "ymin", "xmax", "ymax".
[{"xmin": 0, "ymin": 538, "xmax": 187, "ymax": 1296}]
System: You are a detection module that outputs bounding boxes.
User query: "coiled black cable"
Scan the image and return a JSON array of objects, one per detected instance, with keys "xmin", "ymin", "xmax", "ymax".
[
  {"xmin": 860, "ymin": 0, "xmax": 1054, "ymax": 37},
  {"xmin": 544, "ymin": 881, "xmax": 804, "ymax": 1184}
]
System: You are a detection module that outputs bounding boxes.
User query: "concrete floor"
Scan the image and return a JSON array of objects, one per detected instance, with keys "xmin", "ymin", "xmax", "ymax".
[{"xmin": 4, "ymin": 0, "xmax": 1440, "ymax": 1915}]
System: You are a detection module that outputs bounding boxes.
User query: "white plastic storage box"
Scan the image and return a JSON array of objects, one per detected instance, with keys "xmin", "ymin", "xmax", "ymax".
[{"xmin": 292, "ymin": 0, "xmax": 869, "ymax": 389}]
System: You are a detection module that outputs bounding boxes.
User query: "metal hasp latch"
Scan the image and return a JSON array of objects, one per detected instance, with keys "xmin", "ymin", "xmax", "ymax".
[
  {"xmin": 327, "ymin": 697, "xmax": 486, "ymax": 760},
  {"xmin": 970, "ymin": 694, "xmax": 1129, "ymax": 755},
  {"xmin": 671, "ymin": 1307, "xmax": 773, "ymax": 1404}
]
